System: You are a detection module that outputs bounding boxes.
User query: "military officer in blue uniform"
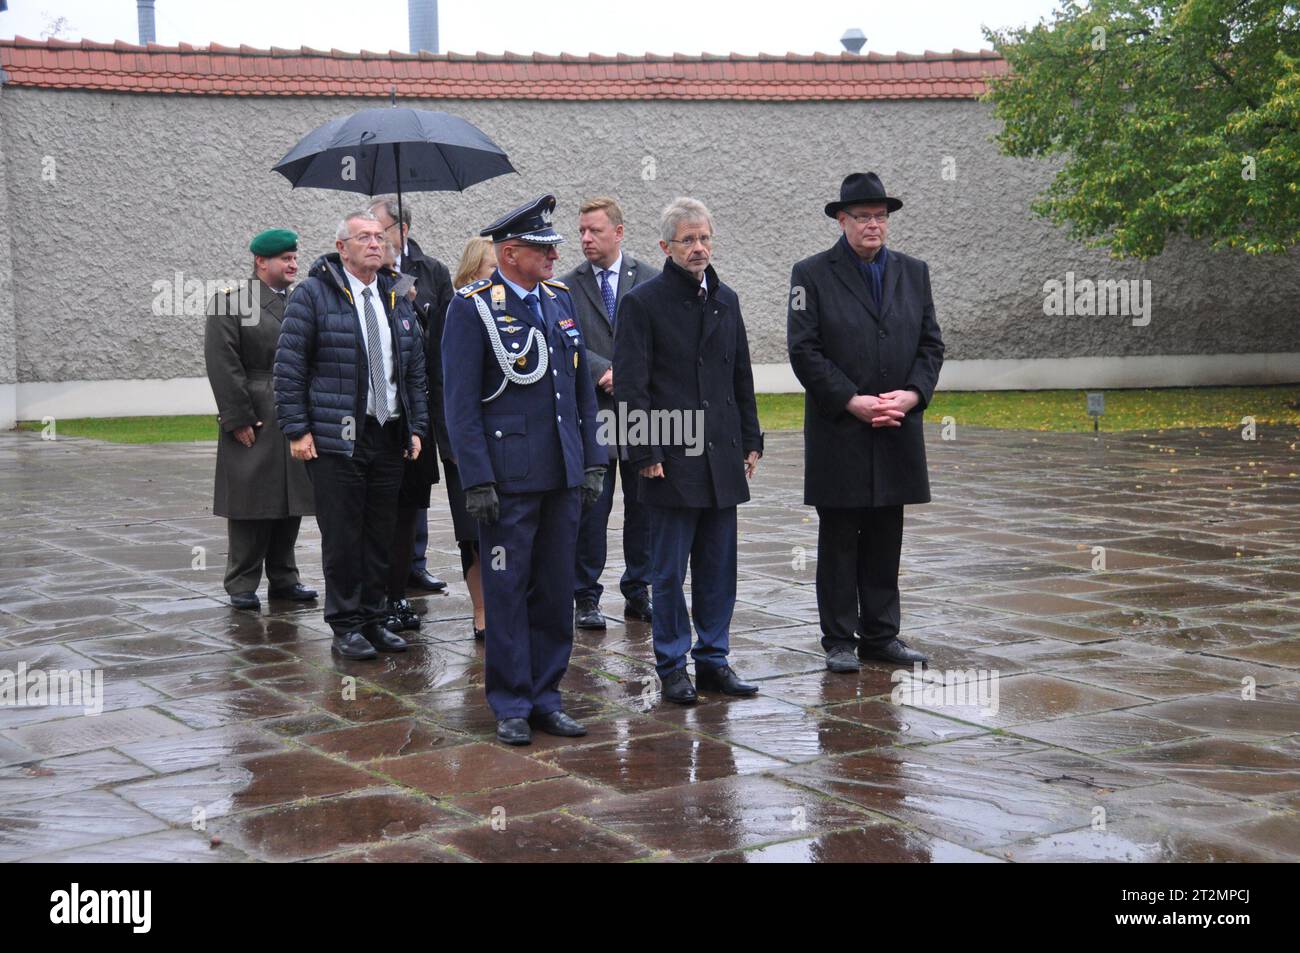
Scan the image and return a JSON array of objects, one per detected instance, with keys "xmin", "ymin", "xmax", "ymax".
[{"xmin": 442, "ymin": 195, "xmax": 605, "ymax": 746}]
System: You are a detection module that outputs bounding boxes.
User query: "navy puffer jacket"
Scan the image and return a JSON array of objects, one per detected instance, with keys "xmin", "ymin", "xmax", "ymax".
[{"xmin": 274, "ymin": 253, "xmax": 428, "ymax": 456}]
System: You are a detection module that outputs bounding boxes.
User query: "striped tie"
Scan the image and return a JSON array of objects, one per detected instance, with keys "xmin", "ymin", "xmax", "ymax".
[{"xmin": 361, "ymin": 288, "xmax": 390, "ymax": 424}]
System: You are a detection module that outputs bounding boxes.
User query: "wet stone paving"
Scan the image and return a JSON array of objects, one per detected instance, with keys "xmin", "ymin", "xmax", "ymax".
[{"xmin": 1, "ymin": 423, "xmax": 1298, "ymax": 863}]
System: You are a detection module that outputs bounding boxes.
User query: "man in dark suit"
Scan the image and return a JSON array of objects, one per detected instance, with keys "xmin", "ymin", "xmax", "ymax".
[
  {"xmin": 615, "ymin": 197, "xmax": 764, "ymax": 705},
  {"xmin": 787, "ymin": 172, "xmax": 945, "ymax": 674},
  {"xmin": 368, "ymin": 195, "xmax": 452, "ymax": 595},
  {"xmin": 442, "ymin": 195, "xmax": 605, "ymax": 746},
  {"xmin": 274, "ymin": 209, "xmax": 429, "ymax": 660},
  {"xmin": 561, "ymin": 196, "xmax": 653, "ymax": 630},
  {"xmin": 204, "ymin": 229, "xmax": 316, "ymax": 611}
]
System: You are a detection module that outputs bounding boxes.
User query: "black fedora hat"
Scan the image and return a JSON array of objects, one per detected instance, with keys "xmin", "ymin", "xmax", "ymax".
[{"xmin": 824, "ymin": 172, "xmax": 903, "ymax": 218}]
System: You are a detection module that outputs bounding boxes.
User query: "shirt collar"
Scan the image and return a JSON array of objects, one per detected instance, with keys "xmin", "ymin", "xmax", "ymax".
[
  {"xmin": 597, "ymin": 253, "xmax": 623, "ymax": 278},
  {"xmin": 343, "ymin": 266, "xmax": 379, "ymax": 300},
  {"xmin": 499, "ymin": 271, "xmax": 540, "ymax": 303}
]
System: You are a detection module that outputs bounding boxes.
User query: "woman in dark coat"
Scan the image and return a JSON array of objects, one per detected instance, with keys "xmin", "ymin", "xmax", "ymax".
[{"xmin": 440, "ymin": 237, "xmax": 497, "ymax": 639}]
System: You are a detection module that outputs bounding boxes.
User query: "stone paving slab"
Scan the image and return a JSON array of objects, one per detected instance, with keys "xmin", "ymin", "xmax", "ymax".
[{"xmin": 1, "ymin": 424, "xmax": 1298, "ymax": 862}]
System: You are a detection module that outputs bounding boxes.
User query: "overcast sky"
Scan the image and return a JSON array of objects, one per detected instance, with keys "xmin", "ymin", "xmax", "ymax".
[{"xmin": 2, "ymin": 0, "xmax": 1063, "ymax": 56}]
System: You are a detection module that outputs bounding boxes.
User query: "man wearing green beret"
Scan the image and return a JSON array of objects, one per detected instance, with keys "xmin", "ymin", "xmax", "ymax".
[{"xmin": 204, "ymin": 229, "xmax": 317, "ymax": 611}]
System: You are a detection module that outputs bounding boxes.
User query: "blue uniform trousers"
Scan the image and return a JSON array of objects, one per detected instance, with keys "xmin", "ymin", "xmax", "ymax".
[{"xmin": 480, "ymin": 487, "xmax": 581, "ymax": 719}]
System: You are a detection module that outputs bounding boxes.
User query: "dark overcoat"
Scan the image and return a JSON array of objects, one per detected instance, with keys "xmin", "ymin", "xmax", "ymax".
[
  {"xmin": 787, "ymin": 240, "xmax": 945, "ymax": 508},
  {"xmin": 613, "ymin": 257, "xmax": 763, "ymax": 510},
  {"xmin": 204, "ymin": 278, "xmax": 314, "ymax": 519}
]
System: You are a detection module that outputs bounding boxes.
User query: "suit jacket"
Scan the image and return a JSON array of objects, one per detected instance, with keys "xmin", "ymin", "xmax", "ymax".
[
  {"xmin": 787, "ymin": 239, "xmax": 945, "ymax": 508},
  {"xmin": 401, "ymin": 236, "xmax": 454, "ymax": 465},
  {"xmin": 561, "ymin": 254, "xmax": 650, "ymax": 460},
  {"xmin": 442, "ymin": 269, "xmax": 603, "ymax": 495},
  {"xmin": 614, "ymin": 257, "xmax": 763, "ymax": 510},
  {"xmin": 204, "ymin": 278, "xmax": 314, "ymax": 519}
]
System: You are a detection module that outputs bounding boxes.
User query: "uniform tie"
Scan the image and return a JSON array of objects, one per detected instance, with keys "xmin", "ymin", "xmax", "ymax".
[
  {"xmin": 361, "ymin": 287, "xmax": 390, "ymax": 424},
  {"xmin": 524, "ymin": 292, "xmax": 543, "ymax": 324},
  {"xmin": 598, "ymin": 269, "xmax": 616, "ymax": 323}
]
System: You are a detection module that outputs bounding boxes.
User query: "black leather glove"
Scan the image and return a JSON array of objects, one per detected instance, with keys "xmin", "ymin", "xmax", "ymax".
[
  {"xmin": 581, "ymin": 466, "xmax": 606, "ymax": 507},
  {"xmin": 465, "ymin": 483, "xmax": 500, "ymax": 525}
]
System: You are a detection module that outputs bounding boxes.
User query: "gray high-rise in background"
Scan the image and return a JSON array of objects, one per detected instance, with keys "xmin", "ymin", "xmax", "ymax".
[
  {"xmin": 409, "ymin": 0, "xmax": 439, "ymax": 54},
  {"xmin": 137, "ymin": 0, "xmax": 156, "ymax": 45}
]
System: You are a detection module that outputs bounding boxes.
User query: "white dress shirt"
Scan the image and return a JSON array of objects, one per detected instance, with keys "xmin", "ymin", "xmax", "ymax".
[{"xmin": 343, "ymin": 267, "xmax": 398, "ymax": 418}]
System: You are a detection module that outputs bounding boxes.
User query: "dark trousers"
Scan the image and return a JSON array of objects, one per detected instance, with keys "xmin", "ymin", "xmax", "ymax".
[
  {"xmin": 647, "ymin": 504, "xmax": 737, "ymax": 678},
  {"xmin": 223, "ymin": 517, "xmax": 301, "ymax": 595},
  {"xmin": 479, "ymin": 487, "xmax": 581, "ymax": 719},
  {"xmin": 306, "ymin": 417, "xmax": 404, "ymax": 636},
  {"xmin": 411, "ymin": 510, "xmax": 429, "ymax": 573},
  {"xmin": 389, "ymin": 506, "xmax": 420, "ymax": 601},
  {"xmin": 574, "ymin": 456, "xmax": 651, "ymax": 605},
  {"xmin": 815, "ymin": 505, "xmax": 905, "ymax": 654}
]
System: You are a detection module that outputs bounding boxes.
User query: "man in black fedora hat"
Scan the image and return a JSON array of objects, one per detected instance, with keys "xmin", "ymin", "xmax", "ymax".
[{"xmin": 787, "ymin": 172, "xmax": 945, "ymax": 674}]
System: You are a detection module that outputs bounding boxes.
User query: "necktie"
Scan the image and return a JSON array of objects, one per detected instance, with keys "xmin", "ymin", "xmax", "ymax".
[
  {"xmin": 361, "ymin": 288, "xmax": 390, "ymax": 424},
  {"xmin": 598, "ymin": 269, "xmax": 616, "ymax": 322},
  {"xmin": 524, "ymin": 292, "xmax": 543, "ymax": 324}
]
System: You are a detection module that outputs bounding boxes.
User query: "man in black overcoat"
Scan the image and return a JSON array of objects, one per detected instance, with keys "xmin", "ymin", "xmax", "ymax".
[
  {"xmin": 614, "ymin": 197, "xmax": 764, "ymax": 705},
  {"xmin": 787, "ymin": 173, "xmax": 945, "ymax": 674}
]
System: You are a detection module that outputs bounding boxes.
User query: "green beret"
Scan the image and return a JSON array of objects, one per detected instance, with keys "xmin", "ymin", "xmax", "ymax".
[{"xmin": 249, "ymin": 228, "xmax": 298, "ymax": 257}]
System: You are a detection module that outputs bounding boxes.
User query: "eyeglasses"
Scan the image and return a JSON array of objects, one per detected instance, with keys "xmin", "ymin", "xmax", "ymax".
[
  {"xmin": 667, "ymin": 234, "xmax": 714, "ymax": 248},
  {"xmin": 846, "ymin": 212, "xmax": 890, "ymax": 225},
  {"xmin": 345, "ymin": 232, "xmax": 386, "ymax": 246}
]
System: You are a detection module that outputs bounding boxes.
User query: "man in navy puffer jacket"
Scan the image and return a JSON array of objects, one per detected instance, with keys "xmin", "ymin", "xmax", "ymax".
[{"xmin": 274, "ymin": 209, "xmax": 429, "ymax": 660}]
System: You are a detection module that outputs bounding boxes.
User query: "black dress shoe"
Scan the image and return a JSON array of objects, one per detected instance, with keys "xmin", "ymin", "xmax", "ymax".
[
  {"xmin": 332, "ymin": 631, "xmax": 378, "ymax": 660},
  {"xmin": 574, "ymin": 599, "xmax": 606, "ymax": 630},
  {"xmin": 386, "ymin": 598, "xmax": 422, "ymax": 632},
  {"xmin": 407, "ymin": 570, "xmax": 447, "ymax": 592},
  {"xmin": 623, "ymin": 596, "xmax": 652, "ymax": 622},
  {"xmin": 496, "ymin": 717, "xmax": 531, "ymax": 746},
  {"xmin": 857, "ymin": 638, "xmax": 929, "ymax": 665},
  {"xmin": 229, "ymin": 592, "xmax": 260, "ymax": 611},
  {"xmin": 361, "ymin": 622, "xmax": 408, "ymax": 653},
  {"xmin": 267, "ymin": 583, "xmax": 317, "ymax": 601},
  {"xmin": 826, "ymin": 646, "xmax": 862, "ymax": 673},
  {"xmin": 473, "ymin": 625, "xmax": 486, "ymax": 641},
  {"xmin": 695, "ymin": 664, "xmax": 759, "ymax": 696},
  {"xmin": 530, "ymin": 710, "xmax": 588, "ymax": 737},
  {"xmin": 660, "ymin": 668, "xmax": 698, "ymax": 705}
]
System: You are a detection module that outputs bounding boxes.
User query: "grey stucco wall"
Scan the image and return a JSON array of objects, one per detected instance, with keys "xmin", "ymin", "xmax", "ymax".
[
  {"xmin": 3, "ymin": 86, "xmax": 1298, "ymax": 383},
  {"xmin": 0, "ymin": 86, "xmax": 16, "ymax": 388}
]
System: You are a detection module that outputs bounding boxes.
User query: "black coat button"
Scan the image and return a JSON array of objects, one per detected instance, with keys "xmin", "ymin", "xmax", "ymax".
[{"xmin": 702, "ymin": 400, "xmax": 709, "ymax": 409}]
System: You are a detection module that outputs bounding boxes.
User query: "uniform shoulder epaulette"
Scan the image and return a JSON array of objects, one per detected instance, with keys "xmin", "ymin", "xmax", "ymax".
[
  {"xmin": 457, "ymin": 278, "xmax": 492, "ymax": 297},
  {"xmin": 541, "ymin": 278, "xmax": 569, "ymax": 292}
]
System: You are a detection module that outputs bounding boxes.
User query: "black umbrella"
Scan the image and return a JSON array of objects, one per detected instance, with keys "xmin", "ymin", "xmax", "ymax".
[{"xmin": 272, "ymin": 106, "xmax": 515, "ymax": 226}]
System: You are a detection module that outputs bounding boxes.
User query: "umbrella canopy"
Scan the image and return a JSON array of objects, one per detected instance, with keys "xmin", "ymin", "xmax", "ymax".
[{"xmin": 272, "ymin": 107, "xmax": 515, "ymax": 196}]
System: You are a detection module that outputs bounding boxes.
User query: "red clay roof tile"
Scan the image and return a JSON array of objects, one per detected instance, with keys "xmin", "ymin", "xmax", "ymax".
[{"xmin": 0, "ymin": 36, "xmax": 1007, "ymax": 100}]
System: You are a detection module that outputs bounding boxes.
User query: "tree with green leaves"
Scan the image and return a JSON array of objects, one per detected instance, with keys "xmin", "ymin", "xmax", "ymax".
[{"xmin": 984, "ymin": 0, "xmax": 1300, "ymax": 258}]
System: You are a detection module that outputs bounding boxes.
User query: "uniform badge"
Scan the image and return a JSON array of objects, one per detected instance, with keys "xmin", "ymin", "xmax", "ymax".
[
  {"xmin": 491, "ymin": 284, "xmax": 506, "ymax": 311},
  {"xmin": 402, "ymin": 319, "xmax": 410, "ymax": 330},
  {"xmin": 516, "ymin": 356, "xmax": 528, "ymax": 367},
  {"xmin": 558, "ymin": 318, "xmax": 575, "ymax": 329}
]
